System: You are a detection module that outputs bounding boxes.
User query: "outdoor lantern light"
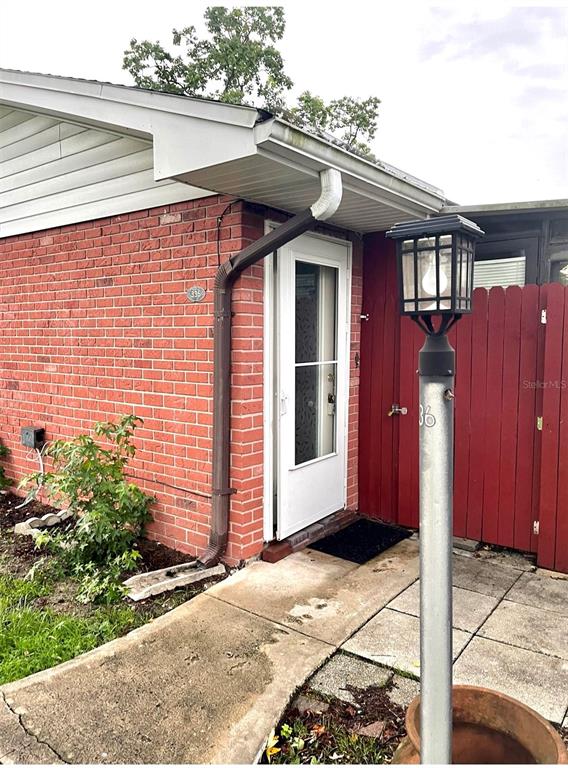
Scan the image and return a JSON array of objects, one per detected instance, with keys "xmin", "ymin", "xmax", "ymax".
[
  {"xmin": 389, "ymin": 214, "xmax": 484, "ymax": 334},
  {"xmin": 387, "ymin": 214, "xmax": 484, "ymax": 766}
]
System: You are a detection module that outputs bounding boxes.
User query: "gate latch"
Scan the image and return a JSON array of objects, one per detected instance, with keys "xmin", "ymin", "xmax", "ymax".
[{"xmin": 388, "ymin": 403, "xmax": 408, "ymax": 416}]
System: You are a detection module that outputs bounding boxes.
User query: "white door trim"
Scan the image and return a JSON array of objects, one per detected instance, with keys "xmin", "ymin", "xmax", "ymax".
[{"xmin": 262, "ymin": 221, "xmax": 352, "ymax": 542}]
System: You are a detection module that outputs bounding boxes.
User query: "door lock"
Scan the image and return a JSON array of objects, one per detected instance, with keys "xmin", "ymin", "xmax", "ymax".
[{"xmin": 388, "ymin": 404, "xmax": 408, "ymax": 417}]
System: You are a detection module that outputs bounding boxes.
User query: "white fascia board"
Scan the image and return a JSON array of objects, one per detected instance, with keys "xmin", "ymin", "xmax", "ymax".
[
  {"xmin": 256, "ymin": 119, "xmax": 447, "ymax": 217},
  {"xmin": 0, "ymin": 70, "xmax": 261, "ymax": 182},
  {"xmin": 0, "ymin": 70, "xmax": 448, "ymax": 222}
]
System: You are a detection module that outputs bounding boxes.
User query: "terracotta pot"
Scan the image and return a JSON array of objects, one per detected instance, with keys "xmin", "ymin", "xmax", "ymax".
[{"xmin": 393, "ymin": 685, "xmax": 568, "ymax": 764}]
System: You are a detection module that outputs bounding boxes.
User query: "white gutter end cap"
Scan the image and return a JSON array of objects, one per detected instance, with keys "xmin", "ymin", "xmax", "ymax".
[{"xmin": 310, "ymin": 168, "xmax": 342, "ymax": 221}]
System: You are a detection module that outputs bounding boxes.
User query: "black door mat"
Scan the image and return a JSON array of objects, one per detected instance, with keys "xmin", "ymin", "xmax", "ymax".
[{"xmin": 309, "ymin": 518, "xmax": 412, "ymax": 565}]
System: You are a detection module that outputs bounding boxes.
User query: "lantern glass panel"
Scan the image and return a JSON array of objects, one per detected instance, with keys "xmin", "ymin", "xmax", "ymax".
[
  {"xmin": 414, "ymin": 239, "xmax": 452, "ymax": 311},
  {"xmin": 459, "ymin": 240, "xmax": 469, "ymax": 310},
  {"xmin": 402, "ymin": 242, "xmax": 416, "ymax": 304}
]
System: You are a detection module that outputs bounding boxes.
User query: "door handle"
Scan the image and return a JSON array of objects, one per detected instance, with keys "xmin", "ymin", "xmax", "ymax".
[
  {"xmin": 280, "ymin": 393, "xmax": 288, "ymax": 416},
  {"xmin": 388, "ymin": 404, "xmax": 408, "ymax": 416}
]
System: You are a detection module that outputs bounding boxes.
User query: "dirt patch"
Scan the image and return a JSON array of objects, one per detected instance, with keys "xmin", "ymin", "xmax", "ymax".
[{"xmin": 136, "ymin": 537, "xmax": 195, "ymax": 571}]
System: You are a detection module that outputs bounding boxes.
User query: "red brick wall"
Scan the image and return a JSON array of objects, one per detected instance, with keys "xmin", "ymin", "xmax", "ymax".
[
  {"xmin": 0, "ymin": 198, "xmax": 362, "ymax": 564},
  {"xmin": 347, "ymin": 239, "xmax": 363, "ymax": 512}
]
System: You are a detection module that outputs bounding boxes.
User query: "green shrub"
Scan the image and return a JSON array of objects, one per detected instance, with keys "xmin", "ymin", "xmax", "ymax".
[
  {"xmin": 22, "ymin": 415, "xmax": 153, "ymax": 603},
  {"xmin": 0, "ymin": 440, "xmax": 11, "ymax": 490}
]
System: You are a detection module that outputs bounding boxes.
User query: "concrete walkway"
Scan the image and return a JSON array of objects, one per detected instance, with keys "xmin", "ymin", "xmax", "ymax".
[
  {"xmin": 0, "ymin": 540, "xmax": 419, "ymax": 764},
  {"xmin": 341, "ymin": 547, "xmax": 568, "ymax": 725}
]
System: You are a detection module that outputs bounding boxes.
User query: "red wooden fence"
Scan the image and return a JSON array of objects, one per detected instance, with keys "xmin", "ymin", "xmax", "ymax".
[
  {"xmin": 538, "ymin": 283, "xmax": 568, "ymax": 572},
  {"xmin": 359, "ymin": 238, "xmax": 568, "ymax": 572}
]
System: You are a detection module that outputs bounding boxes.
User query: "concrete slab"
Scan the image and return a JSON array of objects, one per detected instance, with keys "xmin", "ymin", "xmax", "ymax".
[
  {"xmin": 208, "ymin": 539, "xmax": 420, "ymax": 645},
  {"xmin": 452, "ymin": 553, "xmax": 522, "ymax": 598},
  {"xmin": 506, "ymin": 571, "xmax": 568, "ymax": 616},
  {"xmin": 479, "ymin": 599, "xmax": 568, "ymax": 659},
  {"xmin": 388, "ymin": 582, "xmax": 498, "ymax": 632},
  {"xmin": 0, "ymin": 594, "xmax": 331, "ymax": 765},
  {"xmin": 453, "ymin": 636, "xmax": 568, "ymax": 723},
  {"xmin": 453, "ymin": 536, "xmax": 480, "ymax": 552},
  {"xmin": 474, "ymin": 548, "xmax": 536, "ymax": 572},
  {"xmin": 388, "ymin": 675, "xmax": 420, "ymax": 709},
  {"xmin": 0, "ymin": 694, "xmax": 64, "ymax": 764},
  {"xmin": 536, "ymin": 567, "xmax": 568, "ymax": 581},
  {"xmin": 343, "ymin": 608, "xmax": 471, "ymax": 676},
  {"xmin": 308, "ymin": 652, "xmax": 391, "ymax": 705}
]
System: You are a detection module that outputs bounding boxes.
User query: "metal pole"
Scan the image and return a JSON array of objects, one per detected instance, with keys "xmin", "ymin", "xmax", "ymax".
[{"xmin": 419, "ymin": 333, "xmax": 455, "ymax": 764}]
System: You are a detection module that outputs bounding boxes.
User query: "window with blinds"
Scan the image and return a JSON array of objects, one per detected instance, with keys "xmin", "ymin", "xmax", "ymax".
[{"xmin": 473, "ymin": 256, "xmax": 526, "ymax": 289}]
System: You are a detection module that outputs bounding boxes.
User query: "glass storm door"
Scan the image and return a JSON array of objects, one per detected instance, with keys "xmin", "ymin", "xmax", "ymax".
[{"xmin": 277, "ymin": 233, "xmax": 350, "ymax": 539}]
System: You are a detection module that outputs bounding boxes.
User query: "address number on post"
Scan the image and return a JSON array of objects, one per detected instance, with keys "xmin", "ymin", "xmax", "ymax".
[{"xmin": 419, "ymin": 404, "xmax": 436, "ymax": 428}]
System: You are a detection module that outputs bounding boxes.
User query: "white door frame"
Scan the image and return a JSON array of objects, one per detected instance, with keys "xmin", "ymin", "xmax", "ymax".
[{"xmin": 262, "ymin": 222, "xmax": 352, "ymax": 542}]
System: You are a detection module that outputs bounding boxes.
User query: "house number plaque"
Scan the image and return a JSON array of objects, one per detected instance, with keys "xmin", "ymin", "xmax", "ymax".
[{"xmin": 187, "ymin": 286, "xmax": 206, "ymax": 303}]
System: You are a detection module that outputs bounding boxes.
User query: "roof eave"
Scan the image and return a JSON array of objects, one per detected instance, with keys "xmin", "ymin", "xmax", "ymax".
[
  {"xmin": 258, "ymin": 119, "xmax": 447, "ymax": 217},
  {"xmin": 442, "ymin": 199, "xmax": 568, "ymax": 217}
]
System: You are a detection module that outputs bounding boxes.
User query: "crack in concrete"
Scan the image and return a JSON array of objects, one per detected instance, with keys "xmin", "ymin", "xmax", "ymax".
[{"xmin": 0, "ymin": 691, "xmax": 69, "ymax": 764}]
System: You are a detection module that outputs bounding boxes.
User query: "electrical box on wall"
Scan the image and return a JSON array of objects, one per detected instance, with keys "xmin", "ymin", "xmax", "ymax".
[{"xmin": 21, "ymin": 427, "xmax": 45, "ymax": 449}]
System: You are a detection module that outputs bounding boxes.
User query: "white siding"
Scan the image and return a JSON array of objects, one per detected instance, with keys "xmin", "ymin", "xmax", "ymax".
[
  {"xmin": 474, "ymin": 256, "xmax": 526, "ymax": 289},
  {"xmin": 0, "ymin": 108, "xmax": 213, "ymax": 237}
]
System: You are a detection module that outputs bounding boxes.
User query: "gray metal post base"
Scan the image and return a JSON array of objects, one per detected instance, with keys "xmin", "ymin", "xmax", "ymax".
[{"xmin": 418, "ymin": 333, "xmax": 455, "ymax": 764}]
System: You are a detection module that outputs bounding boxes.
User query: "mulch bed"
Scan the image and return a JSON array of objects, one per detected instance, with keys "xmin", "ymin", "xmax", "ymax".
[
  {"xmin": 0, "ymin": 492, "xmax": 59, "ymax": 529},
  {"xmin": 0, "ymin": 491, "xmax": 226, "ymax": 618}
]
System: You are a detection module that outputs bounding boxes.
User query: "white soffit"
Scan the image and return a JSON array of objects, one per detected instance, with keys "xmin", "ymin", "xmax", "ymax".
[{"xmin": 0, "ymin": 70, "xmax": 448, "ymax": 235}]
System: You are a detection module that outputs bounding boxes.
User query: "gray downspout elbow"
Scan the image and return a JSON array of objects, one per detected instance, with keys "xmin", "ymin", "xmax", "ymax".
[{"xmin": 198, "ymin": 170, "xmax": 342, "ymax": 567}]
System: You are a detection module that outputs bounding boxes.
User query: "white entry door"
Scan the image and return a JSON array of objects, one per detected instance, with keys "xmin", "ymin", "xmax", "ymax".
[{"xmin": 277, "ymin": 233, "xmax": 350, "ymax": 539}]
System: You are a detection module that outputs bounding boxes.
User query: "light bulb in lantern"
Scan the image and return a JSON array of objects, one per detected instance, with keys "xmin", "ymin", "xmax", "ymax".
[{"xmin": 422, "ymin": 260, "xmax": 448, "ymax": 297}]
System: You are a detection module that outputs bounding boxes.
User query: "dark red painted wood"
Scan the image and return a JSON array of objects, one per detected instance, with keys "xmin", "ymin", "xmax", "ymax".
[
  {"xmin": 358, "ymin": 235, "xmax": 399, "ymax": 523},
  {"xmin": 453, "ymin": 311, "xmax": 473, "ymax": 538},
  {"xmin": 467, "ymin": 288, "xmax": 489, "ymax": 541},
  {"xmin": 530, "ymin": 285, "xmax": 548, "ymax": 553},
  {"xmin": 482, "ymin": 288, "xmax": 506, "ymax": 544},
  {"xmin": 359, "ymin": 236, "xmax": 386, "ymax": 520},
  {"xmin": 397, "ymin": 316, "xmax": 421, "ymax": 528},
  {"xmin": 514, "ymin": 284, "xmax": 540, "ymax": 553},
  {"xmin": 555, "ymin": 287, "xmax": 568, "ymax": 572},
  {"xmin": 498, "ymin": 287, "xmax": 522, "ymax": 548},
  {"xmin": 538, "ymin": 283, "xmax": 565, "ymax": 569},
  {"xmin": 379, "ymin": 248, "xmax": 399, "ymax": 522}
]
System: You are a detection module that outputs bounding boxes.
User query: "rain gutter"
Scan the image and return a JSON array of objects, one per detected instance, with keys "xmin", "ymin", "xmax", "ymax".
[{"xmin": 198, "ymin": 168, "xmax": 343, "ymax": 566}]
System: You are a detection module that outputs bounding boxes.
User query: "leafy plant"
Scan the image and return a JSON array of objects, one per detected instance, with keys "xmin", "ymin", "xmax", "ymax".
[
  {"xmin": 21, "ymin": 415, "xmax": 153, "ymax": 603},
  {"xmin": 0, "ymin": 440, "xmax": 11, "ymax": 490},
  {"xmin": 75, "ymin": 551, "xmax": 141, "ymax": 604},
  {"xmin": 122, "ymin": 6, "xmax": 380, "ymax": 156}
]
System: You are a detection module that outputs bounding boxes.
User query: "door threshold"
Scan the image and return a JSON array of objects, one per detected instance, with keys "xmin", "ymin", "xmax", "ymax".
[{"xmin": 262, "ymin": 508, "xmax": 357, "ymax": 563}]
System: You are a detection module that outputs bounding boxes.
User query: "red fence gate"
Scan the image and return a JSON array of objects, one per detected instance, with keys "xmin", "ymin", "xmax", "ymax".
[{"xmin": 359, "ymin": 237, "xmax": 568, "ymax": 572}]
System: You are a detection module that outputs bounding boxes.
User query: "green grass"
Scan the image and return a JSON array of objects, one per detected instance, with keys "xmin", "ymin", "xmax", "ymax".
[
  {"xmin": 0, "ymin": 573, "xmax": 143, "ymax": 685},
  {"xmin": 267, "ymin": 717, "xmax": 391, "ymax": 764}
]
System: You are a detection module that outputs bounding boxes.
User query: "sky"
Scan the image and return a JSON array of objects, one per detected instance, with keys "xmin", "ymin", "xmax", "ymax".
[{"xmin": 1, "ymin": 1, "xmax": 567, "ymax": 206}]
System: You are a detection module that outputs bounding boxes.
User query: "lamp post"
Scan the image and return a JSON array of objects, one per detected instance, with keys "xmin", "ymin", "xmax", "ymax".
[{"xmin": 386, "ymin": 215, "xmax": 484, "ymax": 764}]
